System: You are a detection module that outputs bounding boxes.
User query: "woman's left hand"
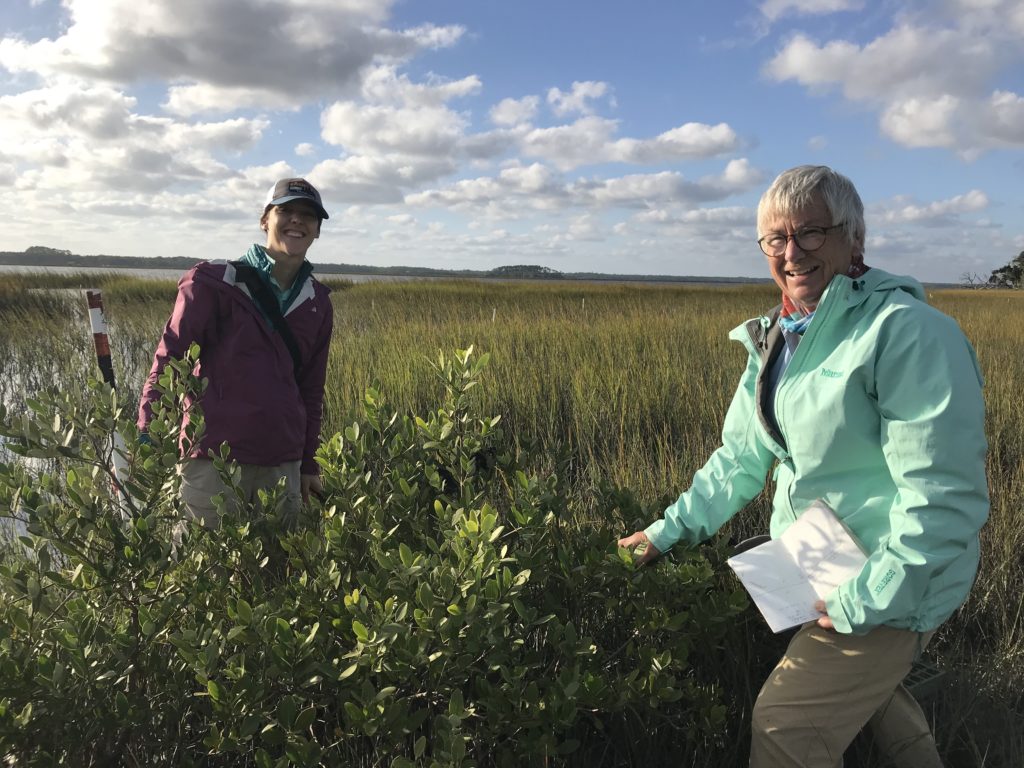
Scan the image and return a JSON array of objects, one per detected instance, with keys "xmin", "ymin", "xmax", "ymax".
[
  {"xmin": 617, "ymin": 531, "xmax": 662, "ymax": 566},
  {"xmin": 814, "ymin": 600, "xmax": 835, "ymax": 630}
]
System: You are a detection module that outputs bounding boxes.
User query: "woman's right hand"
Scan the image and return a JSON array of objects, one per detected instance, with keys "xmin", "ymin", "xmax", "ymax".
[{"xmin": 617, "ymin": 531, "xmax": 662, "ymax": 566}]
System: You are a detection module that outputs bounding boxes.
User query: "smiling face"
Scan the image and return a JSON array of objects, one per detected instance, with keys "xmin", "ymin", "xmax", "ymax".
[
  {"xmin": 261, "ymin": 201, "xmax": 321, "ymax": 264},
  {"xmin": 762, "ymin": 197, "xmax": 860, "ymax": 311}
]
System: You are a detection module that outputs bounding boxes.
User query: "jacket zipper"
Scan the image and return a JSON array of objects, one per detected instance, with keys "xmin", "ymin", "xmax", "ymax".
[{"xmin": 771, "ymin": 283, "xmax": 844, "ymax": 521}]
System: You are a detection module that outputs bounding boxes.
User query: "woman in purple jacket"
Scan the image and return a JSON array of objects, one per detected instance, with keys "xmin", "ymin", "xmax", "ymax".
[{"xmin": 138, "ymin": 178, "xmax": 334, "ymax": 531}]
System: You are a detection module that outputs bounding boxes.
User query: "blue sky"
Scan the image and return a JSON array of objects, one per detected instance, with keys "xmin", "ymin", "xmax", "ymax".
[{"xmin": 0, "ymin": 0, "xmax": 1022, "ymax": 282}]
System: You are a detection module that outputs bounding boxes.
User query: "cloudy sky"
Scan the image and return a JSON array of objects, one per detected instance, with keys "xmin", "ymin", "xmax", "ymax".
[{"xmin": 1, "ymin": 0, "xmax": 1022, "ymax": 281}]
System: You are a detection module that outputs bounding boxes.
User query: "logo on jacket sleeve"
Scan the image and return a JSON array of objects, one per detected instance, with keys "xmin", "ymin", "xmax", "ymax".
[{"xmin": 873, "ymin": 568, "xmax": 897, "ymax": 595}]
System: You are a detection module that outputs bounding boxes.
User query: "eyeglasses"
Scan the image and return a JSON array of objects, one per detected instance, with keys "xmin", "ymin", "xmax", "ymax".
[{"xmin": 758, "ymin": 224, "xmax": 844, "ymax": 258}]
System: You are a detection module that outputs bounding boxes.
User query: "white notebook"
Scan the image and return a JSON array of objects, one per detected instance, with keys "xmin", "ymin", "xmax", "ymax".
[{"xmin": 726, "ymin": 500, "xmax": 867, "ymax": 633}]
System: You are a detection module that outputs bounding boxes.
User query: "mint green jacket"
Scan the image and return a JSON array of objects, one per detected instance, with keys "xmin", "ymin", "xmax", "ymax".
[{"xmin": 645, "ymin": 269, "xmax": 989, "ymax": 635}]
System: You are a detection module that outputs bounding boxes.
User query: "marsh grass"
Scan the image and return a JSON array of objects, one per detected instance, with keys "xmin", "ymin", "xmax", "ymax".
[
  {"xmin": 1, "ymin": 272, "xmax": 1021, "ymax": 766},
  {"xmin": 325, "ymin": 280, "xmax": 758, "ymax": 496}
]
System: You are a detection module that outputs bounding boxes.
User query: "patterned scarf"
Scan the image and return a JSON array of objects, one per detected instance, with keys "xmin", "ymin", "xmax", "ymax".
[{"xmin": 778, "ymin": 253, "xmax": 869, "ymax": 334}]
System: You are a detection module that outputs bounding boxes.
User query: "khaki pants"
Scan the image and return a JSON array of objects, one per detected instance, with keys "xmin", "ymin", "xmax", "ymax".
[
  {"xmin": 177, "ymin": 457, "xmax": 302, "ymax": 536},
  {"xmin": 750, "ymin": 623, "xmax": 942, "ymax": 768}
]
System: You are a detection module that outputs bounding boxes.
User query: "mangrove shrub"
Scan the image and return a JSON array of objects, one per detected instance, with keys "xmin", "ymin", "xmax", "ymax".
[{"xmin": 0, "ymin": 347, "xmax": 746, "ymax": 766}]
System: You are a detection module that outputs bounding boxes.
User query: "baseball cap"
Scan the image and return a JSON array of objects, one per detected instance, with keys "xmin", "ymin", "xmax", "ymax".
[{"xmin": 264, "ymin": 177, "xmax": 329, "ymax": 220}]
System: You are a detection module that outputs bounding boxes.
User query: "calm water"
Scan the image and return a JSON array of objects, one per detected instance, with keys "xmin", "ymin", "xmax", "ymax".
[
  {"xmin": 0, "ymin": 263, "xmax": 752, "ymax": 287},
  {"xmin": 0, "ymin": 264, "xmax": 420, "ymax": 283}
]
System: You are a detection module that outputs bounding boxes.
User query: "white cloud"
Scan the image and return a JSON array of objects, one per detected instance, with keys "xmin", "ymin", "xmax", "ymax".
[
  {"xmin": 719, "ymin": 158, "xmax": 764, "ymax": 188},
  {"xmin": 498, "ymin": 163, "xmax": 562, "ymax": 195},
  {"xmin": 949, "ymin": 0, "xmax": 1024, "ymax": 35},
  {"xmin": 635, "ymin": 205, "xmax": 751, "ymax": 227},
  {"xmin": 577, "ymin": 159, "xmax": 764, "ymax": 208},
  {"xmin": 407, "ymin": 177, "xmax": 504, "ymax": 209},
  {"xmin": 461, "ymin": 130, "xmax": 519, "ymax": 161},
  {"xmin": 0, "ymin": 0, "xmax": 465, "ymax": 115},
  {"xmin": 361, "ymin": 65, "xmax": 481, "ymax": 107},
  {"xmin": 311, "ymin": 154, "xmax": 457, "ymax": 204},
  {"xmin": 560, "ymin": 214, "xmax": 604, "ymax": 242},
  {"xmin": 162, "ymin": 118, "xmax": 269, "ymax": 152},
  {"xmin": 399, "ymin": 23, "xmax": 467, "ymax": 51},
  {"xmin": 574, "ymin": 172, "xmax": 712, "ymax": 208},
  {"xmin": 316, "ymin": 66, "xmax": 480, "ymax": 160},
  {"xmin": 760, "ymin": 0, "xmax": 863, "ymax": 22},
  {"xmin": 880, "ymin": 95, "xmax": 960, "ymax": 148},
  {"xmin": 295, "ymin": 142, "xmax": 316, "ymax": 157},
  {"xmin": 0, "ymin": 83, "xmax": 136, "ymax": 141},
  {"xmin": 0, "ymin": 82, "xmax": 267, "ymax": 198},
  {"xmin": 490, "ymin": 96, "xmax": 539, "ymax": 127},
  {"xmin": 406, "ymin": 162, "xmax": 568, "ymax": 213},
  {"xmin": 521, "ymin": 117, "xmax": 619, "ymax": 171},
  {"xmin": 0, "ymin": 86, "xmax": 265, "ymax": 158},
  {"xmin": 405, "ymin": 158, "xmax": 764, "ymax": 218},
  {"xmin": 547, "ymin": 81, "xmax": 611, "ymax": 117},
  {"xmin": 520, "ymin": 117, "xmax": 740, "ymax": 171},
  {"xmin": 609, "ymin": 123, "xmax": 741, "ymax": 164},
  {"xmin": 952, "ymin": 0, "xmax": 1002, "ymax": 9},
  {"xmin": 321, "ymin": 101, "xmax": 468, "ymax": 156},
  {"xmin": 763, "ymin": 27, "xmax": 996, "ymax": 103},
  {"xmin": 163, "ymin": 84, "xmax": 302, "ymax": 116},
  {"xmin": 876, "ymin": 190, "xmax": 989, "ymax": 224},
  {"xmin": 983, "ymin": 90, "xmax": 1024, "ymax": 145},
  {"xmin": 762, "ymin": 18, "xmax": 1022, "ymax": 153}
]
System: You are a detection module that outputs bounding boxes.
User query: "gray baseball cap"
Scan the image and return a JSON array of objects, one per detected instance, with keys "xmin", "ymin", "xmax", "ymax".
[{"xmin": 264, "ymin": 177, "xmax": 329, "ymax": 219}]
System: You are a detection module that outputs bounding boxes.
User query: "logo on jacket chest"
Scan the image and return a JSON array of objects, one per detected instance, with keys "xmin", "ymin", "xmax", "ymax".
[{"xmin": 820, "ymin": 368, "xmax": 844, "ymax": 379}]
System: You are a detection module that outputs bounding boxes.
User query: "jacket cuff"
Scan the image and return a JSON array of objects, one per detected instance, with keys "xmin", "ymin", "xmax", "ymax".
[{"xmin": 644, "ymin": 520, "xmax": 672, "ymax": 554}]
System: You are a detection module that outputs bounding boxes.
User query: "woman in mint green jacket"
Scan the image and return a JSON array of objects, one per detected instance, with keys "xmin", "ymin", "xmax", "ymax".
[{"xmin": 619, "ymin": 165, "xmax": 988, "ymax": 768}]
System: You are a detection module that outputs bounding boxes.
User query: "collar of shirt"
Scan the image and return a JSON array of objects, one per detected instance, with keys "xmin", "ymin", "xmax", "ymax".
[{"xmin": 241, "ymin": 243, "xmax": 314, "ymax": 313}]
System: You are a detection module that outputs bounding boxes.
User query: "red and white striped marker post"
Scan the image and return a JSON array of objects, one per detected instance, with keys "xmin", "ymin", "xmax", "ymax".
[
  {"xmin": 85, "ymin": 289, "xmax": 130, "ymax": 510},
  {"xmin": 86, "ymin": 290, "xmax": 117, "ymax": 389}
]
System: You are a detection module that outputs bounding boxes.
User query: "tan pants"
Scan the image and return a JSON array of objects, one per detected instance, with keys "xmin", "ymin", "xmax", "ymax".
[
  {"xmin": 177, "ymin": 458, "xmax": 301, "ymax": 534},
  {"xmin": 750, "ymin": 623, "xmax": 942, "ymax": 768}
]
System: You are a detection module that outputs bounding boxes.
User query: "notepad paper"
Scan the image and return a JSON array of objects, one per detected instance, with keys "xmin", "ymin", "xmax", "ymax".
[{"xmin": 726, "ymin": 500, "xmax": 867, "ymax": 633}]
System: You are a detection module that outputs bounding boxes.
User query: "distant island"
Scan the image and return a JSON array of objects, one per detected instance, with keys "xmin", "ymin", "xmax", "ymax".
[{"xmin": 0, "ymin": 245, "xmax": 772, "ymax": 285}]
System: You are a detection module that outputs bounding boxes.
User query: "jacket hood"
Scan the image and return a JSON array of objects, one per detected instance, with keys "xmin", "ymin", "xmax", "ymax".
[
  {"xmin": 830, "ymin": 267, "xmax": 926, "ymax": 310},
  {"xmin": 733, "ymin": 268, "xmax": 928, "ymax": 359}
]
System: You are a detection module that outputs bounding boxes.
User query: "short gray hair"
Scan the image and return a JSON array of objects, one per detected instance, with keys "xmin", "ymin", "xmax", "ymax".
[{"xmin": 757, "ymin": 165, "xmax": 865, "ymax": 250}]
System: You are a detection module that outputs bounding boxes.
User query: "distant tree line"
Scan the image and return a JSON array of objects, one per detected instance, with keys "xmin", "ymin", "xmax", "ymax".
[
  {"xmin": 1, "ymin": 246, "xmax": 200, "ymax": 271},
  {"xmin": 0, "ymin": 246, "xmax": 772, "ymax": 285},
  {"xmin": 487, "ymin": 264, "xmax": 563, "ymax": 279}
]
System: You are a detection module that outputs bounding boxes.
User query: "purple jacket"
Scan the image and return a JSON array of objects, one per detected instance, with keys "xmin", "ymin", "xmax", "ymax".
[{"xmin": 138, "ymin": 260, "xmax": 333, "ymax": 475}]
